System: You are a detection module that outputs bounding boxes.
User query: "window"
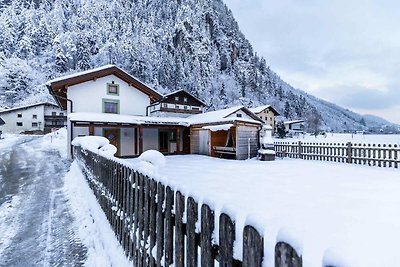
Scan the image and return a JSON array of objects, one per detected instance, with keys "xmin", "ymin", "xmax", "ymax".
[
  {"xmin": 52, "ymin": 112, "xmax": 56, "ymax": 116},
  {"xmin": 183, "ymin": 97, "xmax": 188, "ymax": 102},
  {"xmin": 17, "ymin": 113, "xmax": 22, "ymax": 118},
  {"xmin": 103, "ymin": 99, "xmax": 120, "ymax": 114},
  {"xmin": 60, "ymin": 112, "xmax": 64, "ymax": 116},
  {"xmin": 270, "ymin": 117, "xmax": 273, "ymax": 121},
  {"xmin": 163, "ymin": 103, "xmax": 168, "ymax": 108},
  {"xmin": 175, "ymin": 96, "xmax": 179, "ymax": 101},
  {"xmin": 184, "ymin": 105, "xmax": 188, "ymax": 110},
  {"xmin": 32, "ymin": 114, "xmax": 37, "ymax": 119},
  {"xmin": 16, "ymin": 122, "xmax": 23, "ymax": 126},
  {"xmin": 107, "ymin": 83, "xmax": 119, "ymax": 95},
  {"xmin": 236, "ymin": 113, "xmax": 242, "ymax": 118},
  {"xmin": 175, "ymin": 104, "xmax": 179, "ymax": 109},
  {"xmin": 32, "ymin": 122, "xmax": 38, "ymax": 127}
]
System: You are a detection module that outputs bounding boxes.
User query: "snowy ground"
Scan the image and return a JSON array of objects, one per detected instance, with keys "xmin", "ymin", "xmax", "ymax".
[
  {"xmin": 0, "ymin": 132, "xmax": 130, "ymax": 267},
  {"xmin": 126, "ymin": 155, "xmax": 400, "ymax": 267},
  {"xmin": 278, "ymin": 133, "xmax": 400, "ymax": 145}
]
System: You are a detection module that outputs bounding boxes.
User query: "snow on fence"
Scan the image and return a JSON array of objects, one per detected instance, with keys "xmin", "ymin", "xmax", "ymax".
[
  {"xmin": 73, "ymin": 145, "xmax": 303, "ymax": 267},
  {"xmin": 274, "ymin": 141, "xmax": 399, "ymax": 168}
]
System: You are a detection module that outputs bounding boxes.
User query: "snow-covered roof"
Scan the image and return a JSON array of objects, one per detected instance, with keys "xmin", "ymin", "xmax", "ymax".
[
  {"xmin": 249, "ymin": 105, "xmax": 280, "ymax": 115},
  {"xmin": 161, "ymin": 89, "xmax": 207, "ymax": 106},
  {"xmin": 0, "ymin": 102, "xmax": 58, "ymax": 114},
  {"xmin": 46, "ymin": 65, "xmax": 116, "ymax": 84},
  {"xmin": 69, "ymin": 109, "xmax": 262, "ymax": 127},
  {"xmin": 188, "ymin": 106, "xmax": 263, "ymax": 125},
  {"xmin": 284, "ymin": 120, "xmax": 305, "ymax": 125},
  {"xmin": 69, "ymin": 112, "xmax": 190, "ymax": 126},
  {"xmin": 249, "ymin": 105, "xmax": 271, "ymax": 113}
]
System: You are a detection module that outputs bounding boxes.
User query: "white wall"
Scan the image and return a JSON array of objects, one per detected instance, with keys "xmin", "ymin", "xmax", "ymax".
[
  {"xmin": 67, "ymin": 74, "xmax": 150, "ymax": 115},
  {"xmin": 0, "ymin": 105, "xmax": 45, "ymax": 134}
]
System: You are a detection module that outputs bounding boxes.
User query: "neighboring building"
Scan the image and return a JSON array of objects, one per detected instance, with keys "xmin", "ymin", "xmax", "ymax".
[
  {"xmin": 148, "ymin": 89, "xmax": 206, "ymax": 117},
  {"xmin": 284, "ymin": 120, "xmax": 305, "ymax": 134},
  {"xmin": 0, "ymin": 102, "xmax": 66, "ymax": 134},
  {"xmin": 249, "ymin": 105, "xmax": 280, "ymax": 130},
  {"xmin": 47, "ymin": 65, "xmax": 263, "ymax": 159}
]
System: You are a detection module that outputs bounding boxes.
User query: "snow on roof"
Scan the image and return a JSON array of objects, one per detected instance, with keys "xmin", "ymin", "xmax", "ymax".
[
  {"xmin": 249, "ymin": 105, "xmax": 272, "ymax": 113},
  {"xmin": 188, "ymin": 106, "xmax": 242, "ymax": 122},
  {"xmin": 188, "ymin": 106, "xmax": 262, "ymax": 125},
  {"xmin": 0, "ymin": 102, "xmax": 58, "ymax": 114},
  {"xmin": 69, "ymin": 112, "xmax": 190, "ymax": 126},
  {"xmin": 69, "ymin": 109, "xmax": 262, "ymax": 127},
  {"xmin": 46, "ymin": 64, "xmax": 116, "ymax": 84},
  {"xmin": 284, "ymin": 120, "xmax": 305, "ymax": 125},
  {"xmin": 202, "ymin": 124, "xmax": 234, "ymax": 132}
]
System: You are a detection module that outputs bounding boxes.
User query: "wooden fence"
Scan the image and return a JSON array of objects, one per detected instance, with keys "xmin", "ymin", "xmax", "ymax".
[
  {"xmin": 274, "ymin": 141, "xmax": 399, "ymax": 168},
  {"xmin": 73, "ymin": 145, "xmax": 304, "ymax": 267}
]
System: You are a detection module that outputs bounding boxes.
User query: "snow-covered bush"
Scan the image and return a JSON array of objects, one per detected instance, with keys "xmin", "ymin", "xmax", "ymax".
[{"xmin": 138, "ymin": 150, "xmax": 166, "ymax": 169}]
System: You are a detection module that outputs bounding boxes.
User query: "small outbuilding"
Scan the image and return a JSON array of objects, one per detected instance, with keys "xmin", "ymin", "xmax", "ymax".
[{"xmin": 189, "ymin": 106, "xmax": 263, "ymax": 160}]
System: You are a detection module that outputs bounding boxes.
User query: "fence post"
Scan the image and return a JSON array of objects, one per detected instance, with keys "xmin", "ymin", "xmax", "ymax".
[
  {"xmin": 243, "ymin": 225, "xmax": 264, "ymax": 267},
  {"xmin": 346, "ymin": 142, "xmax": 352, "ymax": 163},
  {"xmin": 187, "ymin": 197, "xmax": 198, "ymax": 267},
  {"xmin": 298, "ymin": 141, "xmax": 302, "ymax": 159},
  {"xmin": 156, "ymin": 183, "xmax": 165, "ymax": 267},
  {"xmin": 219, "ymin": 213, "xmax": 235, "ymax": 267},
  {"xmin": 201, "ymin": 204, "xmax": 215, "ymax": 267},
  {"xmin": 275, "ymin": 242, "xmax": 302, "ymax": 267},
  {"xmin": 175, "ymin": 191, "xmax": 185, "ymax": 267}
]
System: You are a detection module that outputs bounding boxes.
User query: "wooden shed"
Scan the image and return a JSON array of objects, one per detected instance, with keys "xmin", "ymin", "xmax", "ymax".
[{"xmin": 189, "ymin": 106, "xmax": 263, "ymax": 160}]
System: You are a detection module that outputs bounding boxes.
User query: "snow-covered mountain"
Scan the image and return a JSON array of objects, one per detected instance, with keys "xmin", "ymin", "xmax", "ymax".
[{"xmin": 0, "ymin": 0, "xmax": 397, "ymax": 132}]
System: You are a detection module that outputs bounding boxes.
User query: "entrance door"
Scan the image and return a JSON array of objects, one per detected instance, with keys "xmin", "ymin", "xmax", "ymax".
[
  {"xmin": 103, "ymin": 128, "xmax": 120, "ymax": 156},
  {"xmin": 199, "ymin": 130, "xmax": 210, "ymax": 155},
  {"xmin": 159, "ymin": 131, "xmax": 169, "ymax": 153}
]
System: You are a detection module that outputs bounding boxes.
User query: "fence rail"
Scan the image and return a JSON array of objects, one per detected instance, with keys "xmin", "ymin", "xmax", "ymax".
[
  {"xmin": 73, "ymin": 145, "xmax": 304, "ymax": 267},
  {"xmin": 274, "ymin": 141, "xmax": 400, "ymax": 168}
]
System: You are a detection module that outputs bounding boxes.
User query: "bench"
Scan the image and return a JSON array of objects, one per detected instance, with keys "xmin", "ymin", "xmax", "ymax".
[{"xmin": 213, "ymin": 146, "xmax": 236, "ymax": 158}]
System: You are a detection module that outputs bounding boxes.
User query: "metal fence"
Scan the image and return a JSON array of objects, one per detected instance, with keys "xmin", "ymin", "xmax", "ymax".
[
  {"xmin": 73, "ymin": 145, "xmax": 303, "ymax": 267},
  {"xmin": 274, "ymin": 141, "xmax": 399, "ymax": 168}
]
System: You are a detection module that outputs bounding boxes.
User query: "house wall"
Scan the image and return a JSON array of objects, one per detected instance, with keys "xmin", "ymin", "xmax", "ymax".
[
  {"xmin": 0, "ymin": 105, "xmax": 47, "ymax": 134},
  {"xmin": 236, "ymin": 124, "xmax": 260, "ymax": 160},
  {"xmin": 255, "ymin": 108, "xmax": 276, "ymax": 130},
  {"xmin": 67, "ymin": 74, "xmax": 150, "ymax": 115}
]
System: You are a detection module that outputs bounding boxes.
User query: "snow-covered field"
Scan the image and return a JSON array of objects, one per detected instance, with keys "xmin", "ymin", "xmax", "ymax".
[
  {"xmin": 278, "ymin": 133, "xmax": 400, "ymax": 145},
  {"xmin": 126, "ymin": 155, "xmax": 400, "ymax": 267}
]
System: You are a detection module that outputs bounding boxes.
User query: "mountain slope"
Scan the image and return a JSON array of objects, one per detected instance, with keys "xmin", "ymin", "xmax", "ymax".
[{"xmin": 0, "ymin": 0, "xmax": 396, "ymax": 132}]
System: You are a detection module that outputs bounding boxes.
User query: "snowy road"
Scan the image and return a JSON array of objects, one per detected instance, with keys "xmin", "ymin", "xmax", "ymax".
[{"xmin": 0, "ymin": 136, "xmax": 87, "ymax": 267}]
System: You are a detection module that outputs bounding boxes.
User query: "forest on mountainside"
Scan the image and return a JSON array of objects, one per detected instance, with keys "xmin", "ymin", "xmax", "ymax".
[{"xmin": 0, "ymin": 0, "xmax": 396, "ymax": 132}]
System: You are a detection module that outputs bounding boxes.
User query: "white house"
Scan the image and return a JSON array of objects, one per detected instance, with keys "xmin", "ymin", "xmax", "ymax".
[
  {"xmin": 284, "ymin": 119, "xmax": 305, "ymax": 134},
  {"xmin": 0, "ymin": 102, "xmax": 66, "ymax": 134},
  {"xmin": 47, "ymin": 65, "xmax": 263, "ymax": 159}
]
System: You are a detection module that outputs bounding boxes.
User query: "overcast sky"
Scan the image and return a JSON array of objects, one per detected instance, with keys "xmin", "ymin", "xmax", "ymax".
[{"xmin": 223, "ymin": 0, "xmax": 400, "ymax": 124}]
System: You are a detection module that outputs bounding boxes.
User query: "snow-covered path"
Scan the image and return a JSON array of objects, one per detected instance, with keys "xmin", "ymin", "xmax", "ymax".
[{"xmin": 0, "ymin": 136, "xmax": 87, "ymax": 266}]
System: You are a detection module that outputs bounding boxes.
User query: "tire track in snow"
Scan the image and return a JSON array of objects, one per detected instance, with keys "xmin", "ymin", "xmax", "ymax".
[{"xmin": 0, "ymin": 136, "xmax": 87, "ymax": 266}]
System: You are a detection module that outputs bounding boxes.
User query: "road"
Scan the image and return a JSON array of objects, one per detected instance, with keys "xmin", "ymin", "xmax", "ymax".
[{"xmin": 0, "ymin": 136, "xmax": 87, "ymax": 267}]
